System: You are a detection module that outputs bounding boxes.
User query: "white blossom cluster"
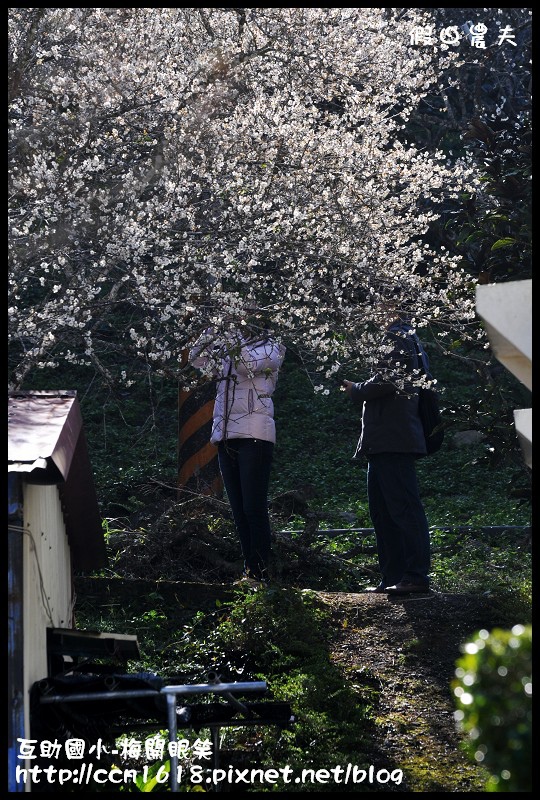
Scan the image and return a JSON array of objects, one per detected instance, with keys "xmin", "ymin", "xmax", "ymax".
[{"xmin": 8, "ymin": 8, "xmax": 484, "ymax": 389}]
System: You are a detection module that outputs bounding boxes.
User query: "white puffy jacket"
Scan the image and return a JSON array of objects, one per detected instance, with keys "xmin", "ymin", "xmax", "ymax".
[{"xmin": 190, "ymin": 332, "xmax": 286, "ymax": 444}]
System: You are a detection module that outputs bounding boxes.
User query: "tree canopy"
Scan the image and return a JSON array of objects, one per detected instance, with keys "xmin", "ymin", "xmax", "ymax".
[{"xmin": 8, "ymin": 8, "xmax": 531, "ymax": 390}]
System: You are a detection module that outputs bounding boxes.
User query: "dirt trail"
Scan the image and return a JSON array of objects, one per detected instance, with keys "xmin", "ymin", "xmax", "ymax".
[
  {"xmin": 75, "ymin": 576, "xmax": 520, "ymax": 792},
  {"xmin": 312, "ymin": 589, "xmax": 513, "ymax": 792}
]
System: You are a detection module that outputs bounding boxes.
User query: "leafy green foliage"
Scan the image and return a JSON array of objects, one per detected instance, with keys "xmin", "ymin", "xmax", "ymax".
[
  {"xmin": 19, "ymin": 282, "xmax": 532, "ymax": 794},
  {"xmin": 73, "ymin": 563, "xmax": 531, "ymax": 793},
  {"xmin": 443, "ymin": 116, "xmax": 532, "ymax": 284},
  {"xmin": 452, "ymin": 625, "xmax": 532, "ymax": 792},
  {"xmin": 15, "ymin": 294, "xmax": 531, "ymax": 527},
  {"xmin": 211, "ymin": 588, "xmax": 376, "ymax": 776},
  {"xmin": 272, "ymin": 349, "xmax": 531, "ymax": 528},
  {"xmin": 77, "ymin": 587, "xmax": 382, "ymax": 793},
  {"xmin": 429, "ymin": 527, "xmax": 532, "ymax": 600},
  {"xmin": 80, "ymin": 378, "xmax": 179, "ymax": 518}
]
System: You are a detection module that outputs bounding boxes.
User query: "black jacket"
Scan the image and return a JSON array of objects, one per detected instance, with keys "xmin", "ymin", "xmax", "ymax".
[{"xmin": 351, "ymin": 321, "xmax": 428, "ymax": 458}]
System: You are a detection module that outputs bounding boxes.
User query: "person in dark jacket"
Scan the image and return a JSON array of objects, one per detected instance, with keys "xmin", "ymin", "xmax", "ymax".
[{"xmin": 343, "ymin": 313, "xmax": 432, "ymax": 594}]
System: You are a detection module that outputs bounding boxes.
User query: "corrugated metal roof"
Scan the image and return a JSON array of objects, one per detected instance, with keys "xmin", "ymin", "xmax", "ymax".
[
  {"xmin": 8, "ymin": 391, "xmax": 107, "ymax": 572},
  {"xmin": 8, "ymin": 390, "xmax": 79, "ymax": 479}
]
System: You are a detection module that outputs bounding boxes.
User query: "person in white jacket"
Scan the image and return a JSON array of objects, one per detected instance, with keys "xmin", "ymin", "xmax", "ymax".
[{"xmin": 190, "ymin": 319, "xmax": 286, "ymax": 585}]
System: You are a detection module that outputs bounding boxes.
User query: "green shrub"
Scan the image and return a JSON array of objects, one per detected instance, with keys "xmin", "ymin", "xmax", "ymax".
[{"xmin": 452, "ymin": 624, "xmax": 532, "ymax": 792}]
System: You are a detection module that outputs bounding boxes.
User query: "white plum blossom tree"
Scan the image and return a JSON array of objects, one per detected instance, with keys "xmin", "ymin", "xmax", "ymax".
[{"xmin": 9, "ymin": 7, "xmax": 484, "ymax": 391}]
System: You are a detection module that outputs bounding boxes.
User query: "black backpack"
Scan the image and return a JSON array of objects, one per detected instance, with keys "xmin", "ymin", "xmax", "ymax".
[
  {"xmin": 412, "ymin": 337, "xmax": 444, "ymax": 456},
  {"xmin": 418, "ymin": 385, "xmax": 444, "ymax": 455}
]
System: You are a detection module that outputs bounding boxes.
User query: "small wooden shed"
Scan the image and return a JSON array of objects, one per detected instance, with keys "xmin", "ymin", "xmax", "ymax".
[{"xmin": 8, "ymin": 390, "xmax": 108, "ymax": 792}]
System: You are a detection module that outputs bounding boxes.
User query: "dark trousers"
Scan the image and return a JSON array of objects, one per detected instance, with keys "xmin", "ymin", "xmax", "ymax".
[
  {"xmin": 218, "ymin": 438, "xmax": 274, "ymax": 579},
  {"xmin": 367, "ymin": 453, "xmax": 430, "ymax": 587}
]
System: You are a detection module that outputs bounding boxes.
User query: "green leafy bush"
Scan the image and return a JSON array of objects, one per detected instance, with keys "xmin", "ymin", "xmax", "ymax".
[{"xmin": 452, "ymin": 624, "xmax": 532, "ymax": 792}]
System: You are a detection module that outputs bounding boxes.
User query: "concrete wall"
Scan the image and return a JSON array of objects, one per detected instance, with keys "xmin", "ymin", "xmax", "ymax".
[
  {"xmin": 22, "ymin": 484, "xmax": 74, "ymax": 738},
  {"xmin": 476, "ymin": 279, "xmax": 532, "ymax": 468}
]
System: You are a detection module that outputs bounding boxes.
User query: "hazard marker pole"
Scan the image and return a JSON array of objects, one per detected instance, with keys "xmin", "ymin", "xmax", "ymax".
[{"xmin": 178, "ymin": 352, "xmax": 223, "ymax": 498}]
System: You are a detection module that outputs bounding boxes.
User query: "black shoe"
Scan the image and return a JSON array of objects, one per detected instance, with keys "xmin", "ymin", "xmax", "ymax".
[
  {"xmin": 365, "ymin": 584, "xmax": 388, "ymax": 593},
  {"xmin": 386, "ymin": 581, "xmax": 430, "ymax": 594}
]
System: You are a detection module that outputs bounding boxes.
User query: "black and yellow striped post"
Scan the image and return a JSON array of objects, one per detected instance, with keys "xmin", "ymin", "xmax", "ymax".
[{"xmin": 178, "ymin": 354, "xmax": 223, "ymax": 498}]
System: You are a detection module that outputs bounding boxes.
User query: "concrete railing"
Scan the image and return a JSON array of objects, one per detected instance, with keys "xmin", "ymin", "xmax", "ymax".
[{"xmin": 476, "ymin": 279, "xmax": 532, "ymax": 468}]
